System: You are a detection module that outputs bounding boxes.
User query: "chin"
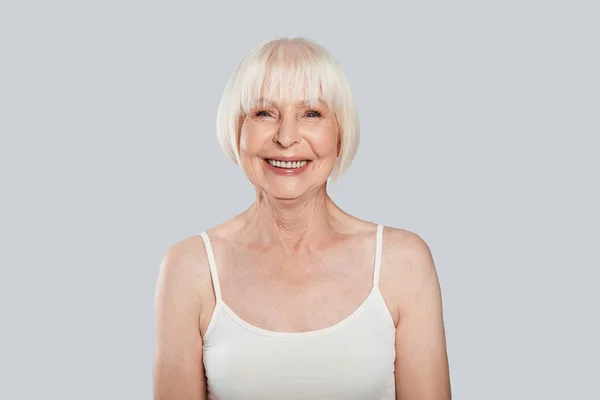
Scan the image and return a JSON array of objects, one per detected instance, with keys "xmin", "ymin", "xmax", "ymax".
[{"xmin": 265, "ymin": 179, "xmax": 312, "ymax": 200}]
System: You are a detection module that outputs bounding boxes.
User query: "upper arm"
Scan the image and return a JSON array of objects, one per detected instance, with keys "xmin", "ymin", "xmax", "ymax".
[
  {"xmin": 391, "ymin": 231, "xmax": 451, "ymax": 400},
  {"xmin": 153, "ymin": 239, "xmax": 207, "ymax": 400}
]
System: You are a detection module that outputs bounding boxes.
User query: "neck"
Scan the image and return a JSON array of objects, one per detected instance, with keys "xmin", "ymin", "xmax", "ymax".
[{"xmin": 242, "ymin": 185, "xmax": 342, "ymax": 252}]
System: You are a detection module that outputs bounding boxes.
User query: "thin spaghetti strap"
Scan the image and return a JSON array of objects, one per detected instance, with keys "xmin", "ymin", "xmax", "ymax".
[
  {"xmin": 373, "ymin": 224, "xmax": 384, "ymax": 288},
  {"xmin": 199, "ymin": 232, "xmax": 222, "ymax": 302}
]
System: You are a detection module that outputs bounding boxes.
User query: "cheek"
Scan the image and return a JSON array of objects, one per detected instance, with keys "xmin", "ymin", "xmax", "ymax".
[
  {"xmin": 238, "ymin": 127, "xmax": 253, "ymax": 154},
  {"xmin": 238, "ymin": 123, "xmax": 268, "ymax": 180},
  {"xmin": 307, "ymin": 123, "xmax": 339, "ymax": 157},
  {"xmin": 239, "ymin": 123, "xmax": 263, "ymax": 155}
]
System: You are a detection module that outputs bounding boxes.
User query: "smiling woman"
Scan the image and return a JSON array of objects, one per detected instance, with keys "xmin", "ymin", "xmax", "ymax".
[
  {"xmin": 239, "ymin": 95, "xmax": 340, "ymax": 198},
  {"xmin": 217, "ymin": 38, "xmax": 359, "ymax": 181},
  {"xmin": 153, "ymin": 37, "xmax": 451, "ymax": 400}
]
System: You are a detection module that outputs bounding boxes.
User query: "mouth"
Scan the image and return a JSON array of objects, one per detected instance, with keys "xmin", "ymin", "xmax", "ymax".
[{"xmin": 264, "ymin": 159, "xmax": 311, "ymax": 169}]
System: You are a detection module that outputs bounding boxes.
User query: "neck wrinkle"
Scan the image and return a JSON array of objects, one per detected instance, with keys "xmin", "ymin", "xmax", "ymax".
[{"xmin": 242, "ymin": 185, "xmax": 341, "ymax": 252}]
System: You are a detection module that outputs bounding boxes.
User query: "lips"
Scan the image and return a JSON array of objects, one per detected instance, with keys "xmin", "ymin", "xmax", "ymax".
[
  {"xmin": 263, "ymin": 157, "xmax": 312, "ymax": 175},
  {"xmin": 265, "ymin": 159, "xmax": 310, "ymax": 169}
]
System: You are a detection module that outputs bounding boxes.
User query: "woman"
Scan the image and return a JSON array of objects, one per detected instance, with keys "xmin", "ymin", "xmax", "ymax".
[{"xmin": 154, "ymin": 37, "xmax": 451, "ymax": 400}]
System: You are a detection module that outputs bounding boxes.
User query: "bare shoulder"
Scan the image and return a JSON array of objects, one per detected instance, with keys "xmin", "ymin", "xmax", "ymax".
[
  {"xmin": 381, "ymin": 227, "xmax": 450, "ymax": 398},
  {"xmin": 379, "ymin": 226, "xmax": 440, "ymax": 323},
  {"xmin": 382, "ymin": 226, "xmax": 435, "ymax": 269},
  {"xmin": 155, "ymin": 234, "xmax": 214, "ymax": 314},
  {"xmin": 154, "ymin": 235, "xmax": 212, "ymax": 399},
  {"xmin": 158, "ymin": 235, "xmax": 210, "ymax": 286}
]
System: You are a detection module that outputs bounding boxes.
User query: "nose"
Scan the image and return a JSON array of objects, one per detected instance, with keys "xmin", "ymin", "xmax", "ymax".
[{"xmin": 274, "ymin": 114, "xmax": 300, "ymax": 148}]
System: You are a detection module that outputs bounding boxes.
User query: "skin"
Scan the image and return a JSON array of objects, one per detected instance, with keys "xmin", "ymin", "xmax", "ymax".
[{"xmin": 153, "ymin": 97, "xmax": 451, "ymax": 399}]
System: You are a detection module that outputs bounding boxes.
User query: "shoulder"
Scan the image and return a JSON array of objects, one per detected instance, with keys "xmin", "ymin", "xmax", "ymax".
[
  {"xmin": 155, "ymin": 234, "xmax": 213, "ymax": 311},
  {"xmin": 153, "ymin": 236, "xmax": 212, "ymax": 397},
  {"xmin": 380, "ymin": 226, "xmax": 440, "ymax": 319},
  {"xmin": 159, "ymin": 235, "xmax": 209, "ymax": 279},
  {"xmin": 382, "ymin": 226, "xmax": 435, "ymax": 270}
]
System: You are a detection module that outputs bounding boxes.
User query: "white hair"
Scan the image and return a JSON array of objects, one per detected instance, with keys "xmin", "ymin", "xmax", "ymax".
[{"xmin": 216, "ymin": 37, "xmax": 359, "ymax": 180}]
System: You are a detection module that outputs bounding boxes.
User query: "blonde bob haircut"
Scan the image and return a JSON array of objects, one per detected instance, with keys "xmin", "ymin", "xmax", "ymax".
[{"xmin": 216, "ymin": 37, "xmax": 359, "ymax": 180}]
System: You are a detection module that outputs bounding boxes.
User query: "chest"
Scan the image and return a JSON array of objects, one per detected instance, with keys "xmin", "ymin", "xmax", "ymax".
[{"xmin": 210, "ymin": 237, "xmax": 376, "ymax": 333}]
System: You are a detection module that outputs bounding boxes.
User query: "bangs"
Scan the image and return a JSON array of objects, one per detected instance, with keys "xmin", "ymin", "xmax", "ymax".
[{"xmin": 236, "ymin": 40, "xmax": 341, "ymax": 114}]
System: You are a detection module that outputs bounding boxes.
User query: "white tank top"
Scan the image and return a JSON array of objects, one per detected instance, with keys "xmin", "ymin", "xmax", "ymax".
[{"xmin": 199, "ymin": 224, "xmax": 396, "ymax": 400}]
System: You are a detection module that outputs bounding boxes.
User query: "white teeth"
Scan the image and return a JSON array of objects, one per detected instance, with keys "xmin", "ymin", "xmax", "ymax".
[{"xmin": 267, "ymin": 159, "xmax": 308, "ymax": 169}]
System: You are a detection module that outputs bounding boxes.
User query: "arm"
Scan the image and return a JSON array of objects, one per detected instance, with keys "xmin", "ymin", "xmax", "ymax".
[
  {"xmin": 153, "ymin": 241, "xmax": 207, "ymax": 400},
  {"xmin": 394, "ymin": 233, "xmax": 451, "ymax": 399}
]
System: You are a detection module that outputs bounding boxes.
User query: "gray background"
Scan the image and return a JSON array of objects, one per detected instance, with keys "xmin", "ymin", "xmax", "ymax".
[{"xmin": 1, "ymin": 0, "xmax": 598, "ymax": 398}]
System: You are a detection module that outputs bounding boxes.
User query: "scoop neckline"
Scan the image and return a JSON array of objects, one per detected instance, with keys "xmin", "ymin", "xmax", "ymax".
[{"xmin": 206, "ymin": 286, "xmax": 381, "ymax": 339}]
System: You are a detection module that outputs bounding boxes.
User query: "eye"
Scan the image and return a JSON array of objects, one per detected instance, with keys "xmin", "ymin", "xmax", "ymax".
[
  {"xmin": 255, "ymin": 110, "xmax": 272, "ymax": 117},
  {"xmin": 305, "ymin": 110, "xmax": 322, "ymax": 118}
]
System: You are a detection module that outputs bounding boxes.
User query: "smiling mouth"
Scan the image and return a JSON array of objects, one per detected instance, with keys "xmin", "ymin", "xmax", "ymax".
[{"xmin": 265, "ymin": 159, "xmax": 310, "ymax": 169}]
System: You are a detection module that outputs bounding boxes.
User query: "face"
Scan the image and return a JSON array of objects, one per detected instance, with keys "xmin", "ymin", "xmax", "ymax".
[{"xmin": 239, "ymin": 98, "xmax": 339, "ymax": 200}]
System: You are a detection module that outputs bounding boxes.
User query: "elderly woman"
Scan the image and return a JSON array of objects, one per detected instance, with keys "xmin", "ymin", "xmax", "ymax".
[{"xmin": 154, "ymin": 37, "xmax": 451, "ymax": 400}]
